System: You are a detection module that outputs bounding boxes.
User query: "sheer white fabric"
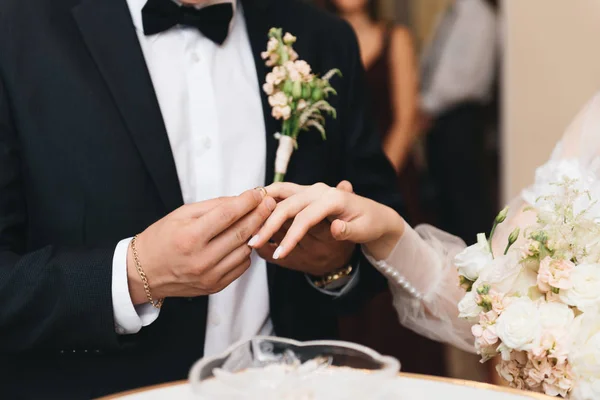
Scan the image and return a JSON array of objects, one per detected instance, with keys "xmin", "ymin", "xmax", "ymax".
[{"xmin": 367, "ymin": 92, "xmax": 600, "ymax": 354}]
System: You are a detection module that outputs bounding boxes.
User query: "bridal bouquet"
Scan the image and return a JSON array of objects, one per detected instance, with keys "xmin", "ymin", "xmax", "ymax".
[
  {"xmin": 261, "ymin": 28, "xmax": 341, "ymax": 182},
  {"xmin": 456, "ymin": 171, "xmax": 600, "ymax": 399}
]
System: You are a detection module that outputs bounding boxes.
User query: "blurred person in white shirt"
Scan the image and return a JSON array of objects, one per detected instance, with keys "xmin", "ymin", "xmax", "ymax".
[{"xmin": 419, "ymin": 0, "xmax": 499, "ymax": 243}]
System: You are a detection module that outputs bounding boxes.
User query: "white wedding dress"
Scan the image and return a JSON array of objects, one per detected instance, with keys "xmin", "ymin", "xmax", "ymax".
[{"xmin": 364, "ymin": 92, "xmax": 600, "ymax": 354}]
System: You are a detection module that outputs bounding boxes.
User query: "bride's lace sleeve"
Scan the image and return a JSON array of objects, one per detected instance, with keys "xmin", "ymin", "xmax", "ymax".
[
  {"xmin": 364, "ymin": 225, "xmax": 476, "ymax": 353},
  {"xmin": 363, "ymin": 92, "xmax": 600, "ymax": 354}
]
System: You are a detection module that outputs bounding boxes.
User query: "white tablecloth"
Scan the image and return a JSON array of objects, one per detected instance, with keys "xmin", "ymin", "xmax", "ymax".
[{"xmin": 101, "ymin": 374, "xmax": 551, "ymax": 400}]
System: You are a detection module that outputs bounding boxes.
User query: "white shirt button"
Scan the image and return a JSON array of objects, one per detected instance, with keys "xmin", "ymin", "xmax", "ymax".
[
  {"xmin": 116, "ymin": 325, "xmax": 125, "ymax": 335},
  {"xmin": 203, "ymin": 137, "xmax": 212, "ymax": 149},
  {"xmin": 210, "ymin": 314, "xmax": 221, "ymax": 326},
  {"xmin": 191, "ymin": 52, "xmax": 200, "ymax": 63}
]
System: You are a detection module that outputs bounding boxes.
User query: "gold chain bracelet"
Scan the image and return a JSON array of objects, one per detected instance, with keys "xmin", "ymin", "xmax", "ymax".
[
  {"xmin": 312, "ymin": 265, "xmax": 353, "ymax": 289},
  {"xmin": 131, "ymin": 235, "xmax": 164, "ymax": 309}
]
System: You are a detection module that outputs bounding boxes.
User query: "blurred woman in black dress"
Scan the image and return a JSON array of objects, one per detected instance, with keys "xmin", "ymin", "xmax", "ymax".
[{"xmin": 320, "ymin": 0, "xmax": 447, "ymax": 377}]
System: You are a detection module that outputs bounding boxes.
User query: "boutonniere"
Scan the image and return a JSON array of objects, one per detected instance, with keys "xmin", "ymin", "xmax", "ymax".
[{"xmin": 261, "ymin": 28, "xmax": 341, "ymax": 182}]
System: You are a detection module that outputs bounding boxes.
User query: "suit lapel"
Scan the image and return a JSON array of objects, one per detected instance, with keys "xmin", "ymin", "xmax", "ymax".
[
  {"xmin": 72, "ymin": 0, "xmax": 183, "ymax": 213},
  {"xmin": 241, "ymin": 0, "xmax": 279, "ymax": 187}
]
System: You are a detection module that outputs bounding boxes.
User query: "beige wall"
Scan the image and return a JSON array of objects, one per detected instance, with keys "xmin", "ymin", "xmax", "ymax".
[{"xmin": 503, "ymin": 0, "xmax": 600, "ymax": 202}]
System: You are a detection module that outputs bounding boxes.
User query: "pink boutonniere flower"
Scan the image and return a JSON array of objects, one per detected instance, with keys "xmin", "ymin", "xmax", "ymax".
[{"xmin": 261, "ymin": 28, "xmax": 341, "ymax": 182}]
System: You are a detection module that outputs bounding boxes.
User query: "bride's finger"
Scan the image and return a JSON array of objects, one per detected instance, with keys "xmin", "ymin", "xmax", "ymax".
[
  {"xmin": 266, "ymin": 182, "xmax": 306, "ymax": 200},
  {"xmin": 330, "ymin": 217, "xmax": 369, "ymax": 243},
  {"xmin": 250, "ymin": 183, "xmax": 330, "ymax": 248},
  {"xmin": 273, "ymin": 196, "xmax": 344, "ymax": 259}
]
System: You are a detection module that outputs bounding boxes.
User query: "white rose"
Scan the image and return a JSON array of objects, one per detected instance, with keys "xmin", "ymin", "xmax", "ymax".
[
  {"xmin": 572, "ymin": 379, "xmax": 600, "ymax": 400},
  {"xmin": 458, "ymin": 291, "xmax": 483, "ymax": 321},
  {"xmin": 560, "ymin": 264, "xmax": 600, "ymax": 311},
  {"xmin": 495, "ymin": 297, "xmax": 541, "ymax": 351},
  {"xmin": 538, "ymin": 301, "xmax": 574, "ymax": 330},
  {"xmin": 509, "ymin": 267, "xmax": 538, "ymax": 298},
  {"xmin": 474, "ymin": 251, "xmax": 522, "ymax": 294},
  {"xmin": 455, "ymin": 233, "xmax": 492, "ymax": 281},
  {"xmin": 569, "ymin": 313, "xmax": 600, "ymax": 384}
]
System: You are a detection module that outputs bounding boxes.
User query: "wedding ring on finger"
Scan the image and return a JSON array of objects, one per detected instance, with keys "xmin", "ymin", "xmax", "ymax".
[{"xmin": 255, "ymin": 186, "xmax": 268, "ymax": 198}]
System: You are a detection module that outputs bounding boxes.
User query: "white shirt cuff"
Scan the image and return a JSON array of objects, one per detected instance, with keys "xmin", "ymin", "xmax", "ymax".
[
  {"xmin": 305, "ymin": 263, "xmax": 360, "ymax": 297},
  {"xmin": 112, "ymin": 237, "xmax": 160, "ymax": 335}
]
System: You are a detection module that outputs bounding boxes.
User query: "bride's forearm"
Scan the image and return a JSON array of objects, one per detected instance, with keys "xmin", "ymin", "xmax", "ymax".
[{"xmin": 363, "ymin": 207, "xmax": 406, "ymax": 261}]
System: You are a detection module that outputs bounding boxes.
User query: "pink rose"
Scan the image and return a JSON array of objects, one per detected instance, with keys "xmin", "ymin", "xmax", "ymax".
[
  {"xmin": 262, "ymin": 83, "xmax": 274, "ymax": 95},
  {"xmin": 482, "ymin": 326, "xmax": 499, "ymax": 346},
  {"xmin": 267, "ymin": 66, "xmax": 286, "ymax": 85},
  {"xmin": 280, "ymin": 106, "xmax": 291, "ymax": 120},
  {"xmin": 268, "ymin": 91, "xmax": 288, "ymax": 107},
  {"xmin": 489, "ymin": 290, "xmax": 506, "ymax": 313},
  {"xmin": 283, "ymin": 32, "xmax": 296, "ymax": 45},
  {"xmin": 267, "ymin": 37, "xmax": 278, "ymax": 52},
  {"xmin": 297, "ymin": 99, "xmax": 308, "ymax": 111},
  {"xmin": 479, "ymin": 310, "xmax": 499, "ymax": 325},
  {"xmin": 497, "ymin": 359, "xmax": 523, "ymax": 384},
  {"xmin": 542, "ymin": 362, "xmax": 574, "ymax": 397},
  {"xmin": 294, "ymin": 60, "xmax": 311, "ymax": 77},
  {"xmin": 272, "ymin": 105, "xmax": 291, "ymax": 120},
  {"xmin": 537, "ymin": 257, "xmax": 574, "ymax": 293},
  {"xmin": 288, "ymin": 48, "xmax": 298, "ymax": 61},
  {"xmin": 472, "ymin": 323, "xmax": 498, "ymax": 347},
  {"xmin": 265, "ymin": 54, "xmax": 279, "ymax": 67},
  {"xmin": 471, "ymin": 324, "xmax": 483, "ymax": 338}
]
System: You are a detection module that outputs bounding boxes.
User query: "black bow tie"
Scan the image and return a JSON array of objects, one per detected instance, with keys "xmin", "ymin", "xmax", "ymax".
[{"xmin": 141, "ymin": 0, "xmax": 234, "ymax": 45}]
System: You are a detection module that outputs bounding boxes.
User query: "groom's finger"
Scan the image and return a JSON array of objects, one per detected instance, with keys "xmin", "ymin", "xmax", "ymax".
[
  {"xmin": 174, "ymin": 197, "xmax": 232, "ymax": 219},
  {"xmin": 200, "ymin": 188, "xmax": 267, "ymax": 241},
  {"xmin": 336, "ymin": 180, "xmax": 353, "ymax": 193},
  {"xmin": 331, "ymin": 219, "xmax": 350, "ymax": 241}
]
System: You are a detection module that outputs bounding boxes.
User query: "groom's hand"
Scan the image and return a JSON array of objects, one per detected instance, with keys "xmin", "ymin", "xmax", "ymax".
[
  {"xmin": 127, "ymin": 188, "xmax": 276, "ymax": 305},
  {"xmin": 256, "ymin": 220, "xmax": 355, "ymax": 276}
]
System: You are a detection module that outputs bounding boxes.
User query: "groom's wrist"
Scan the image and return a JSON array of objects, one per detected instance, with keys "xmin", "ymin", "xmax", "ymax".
[
  {"xmin": 310, "ymin": 265, "xmax": 354, "ymax": 289},
  {"xmin": 309, "ymin": 246, "xmax": 360, "ymax": 290},
  {"xmin": 126, "ymin": 241, "xmax": 150, "ymax": 306}
]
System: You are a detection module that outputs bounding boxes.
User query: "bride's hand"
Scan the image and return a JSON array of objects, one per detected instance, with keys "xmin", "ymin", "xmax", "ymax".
[{"xmin": 250, "ymin": 181, "xmax": 406, "ymax": 261}]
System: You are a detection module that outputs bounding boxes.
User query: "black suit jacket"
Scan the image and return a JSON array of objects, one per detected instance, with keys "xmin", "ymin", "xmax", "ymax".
[{"xmin": 0, "ymin": 0, "xmax": 403, "ymax": 397}]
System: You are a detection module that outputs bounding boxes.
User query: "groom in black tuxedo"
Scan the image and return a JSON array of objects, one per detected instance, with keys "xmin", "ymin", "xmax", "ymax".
[{"xmin": 0, "ymin": 0, "xmax": 401, "ymax": 397}]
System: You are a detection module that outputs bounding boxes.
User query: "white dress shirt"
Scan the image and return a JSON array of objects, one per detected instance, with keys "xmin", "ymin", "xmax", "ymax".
[
  {"xmin": 112, "ymin": 0, "xmax": 273, "ymax": 357},
  {"xmin": 420, "ymin": 0, "xmax": 498, "ymax": 116}
]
